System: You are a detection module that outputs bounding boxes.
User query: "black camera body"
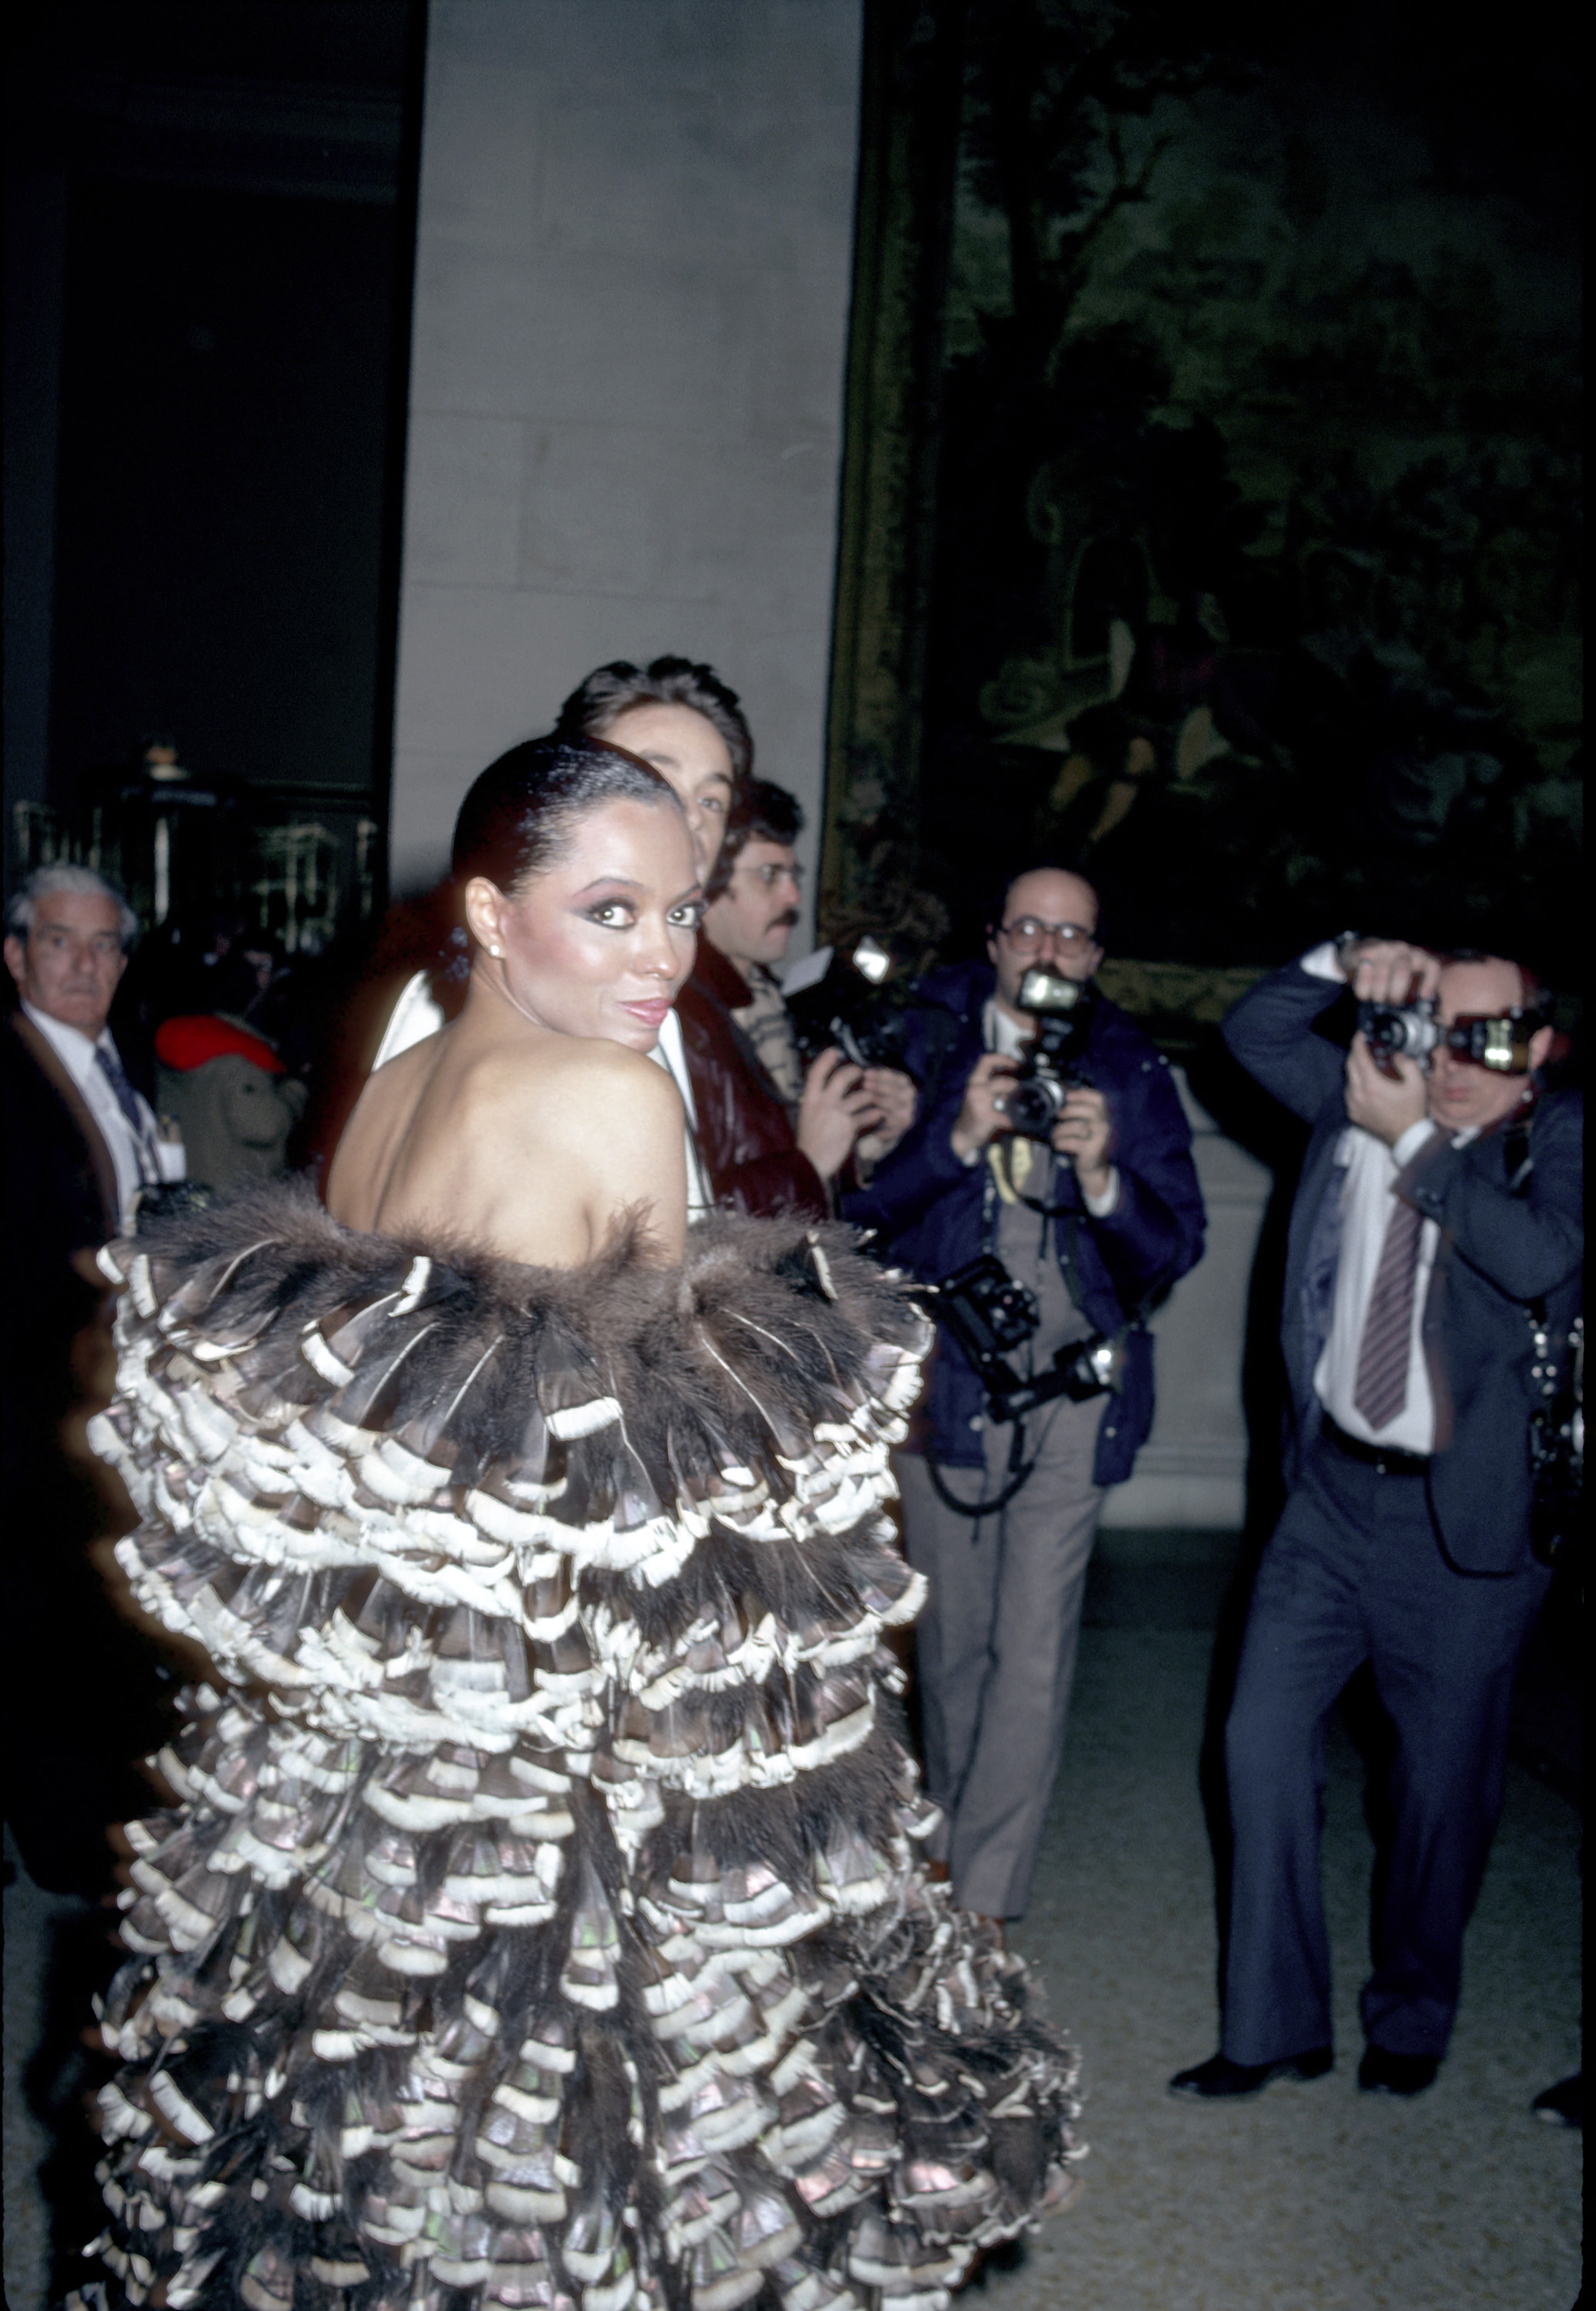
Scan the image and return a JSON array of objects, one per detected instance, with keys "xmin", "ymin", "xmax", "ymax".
[
  {"xmin": 1357, "ymin": 996, "xmax": 1441, "ymax": 1068},
  {"xmin": 1002, "ymin": 965, "xmax": 1095, "ymax": 1140},
  {"xmin": 1444, "ymin": 1009, "xmax": 1547, "ymax": 1075},
  {"xmin": 917, "ymin": 1253, "xmax": 1120, "ymax": 1424},
  {"xmin": 786, "ymin": 937, "xmax": 958, "ymax": 1089},
  {"xmin": 1357, "ymin": 996, "xmax": 1547, "ymax": 1077}
]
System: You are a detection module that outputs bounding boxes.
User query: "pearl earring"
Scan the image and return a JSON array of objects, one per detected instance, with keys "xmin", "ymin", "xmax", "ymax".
[{"xmin": 489, "ymin": 944, "xmax": 503, "ymax": 958}]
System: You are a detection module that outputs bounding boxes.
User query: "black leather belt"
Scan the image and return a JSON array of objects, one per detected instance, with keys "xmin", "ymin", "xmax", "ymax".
[{"xmin": 1321, "ymin": 1413, "xmax": 1430, "ymax": 1478}]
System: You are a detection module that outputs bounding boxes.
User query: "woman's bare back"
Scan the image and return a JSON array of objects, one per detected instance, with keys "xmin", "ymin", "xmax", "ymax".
[{"xmin": 327, "ymin": 996, "xmax": 688, "ymax": 1269}]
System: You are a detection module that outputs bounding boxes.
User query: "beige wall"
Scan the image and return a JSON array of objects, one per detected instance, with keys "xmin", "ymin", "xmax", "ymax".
[
  {"xmin": 390, "ymin": 0, "xmax": 863, "ymax": 914},
  {"xmin": 1101, "ymin": 1069, "xmax": 1272, "ymax": 1530}
]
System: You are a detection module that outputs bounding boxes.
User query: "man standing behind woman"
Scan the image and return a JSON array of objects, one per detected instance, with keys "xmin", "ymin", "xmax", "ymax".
[{"xmin": 555, "ymin": 656, "xmax": 904, "ymax": 1215}]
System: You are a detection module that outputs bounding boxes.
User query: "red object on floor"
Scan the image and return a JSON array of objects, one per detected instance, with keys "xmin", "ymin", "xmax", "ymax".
[{"xmin": 155, "ymin": 1015, "xmax": 284, "ymax": 1075}]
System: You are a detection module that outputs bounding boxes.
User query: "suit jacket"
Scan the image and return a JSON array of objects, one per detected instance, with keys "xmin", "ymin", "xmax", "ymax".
[
  {"xmin": 676, "ymin": 937, "xmax": 828, "ymax": 1221},
  {"xmin": 3, "ymin": 1007, "xmax": 119, "ymax": 1416},
  {"xmin": 843, "ymin": 959, "xmax": 1205, "ymax": 1484},
  {"xmin": 1222, "ymin": 962, "xmax": 1584, "ymax": 1575}
]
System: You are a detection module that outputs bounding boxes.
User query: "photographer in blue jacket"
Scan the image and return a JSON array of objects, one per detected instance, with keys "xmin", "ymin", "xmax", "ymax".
[{"xmin": 844, "ymin": 865, "xmax": 1205, "ymax": 1928}]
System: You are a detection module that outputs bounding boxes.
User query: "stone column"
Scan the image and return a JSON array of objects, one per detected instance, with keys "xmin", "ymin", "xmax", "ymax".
[
  {"xmin": 1101, "ymin": 1066, "xmax": 1272, "ymax": 1531},
  {"xmin": 389, "ymin": 0, "xmax": 864, "ymax": 909}
]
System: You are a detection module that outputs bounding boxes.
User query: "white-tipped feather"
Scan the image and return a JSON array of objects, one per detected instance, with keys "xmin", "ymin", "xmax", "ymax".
[{"xmin": 81, "ymin": 1194, "xmax": 1082, "ymax": 2310}]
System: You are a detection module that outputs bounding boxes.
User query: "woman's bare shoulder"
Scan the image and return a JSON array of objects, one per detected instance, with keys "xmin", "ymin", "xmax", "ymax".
[
  {"xmin": 480, "ymin": 1040, "xmax": 679, "ymax": 1100},
  {"xmin": 484, "ymin": 1035, "xmax": 682, "ymax": 1129}
]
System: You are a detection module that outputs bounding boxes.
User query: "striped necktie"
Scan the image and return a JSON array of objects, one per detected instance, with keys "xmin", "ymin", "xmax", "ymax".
[
  {"xmin": 95, "ymin": 1043, "xmax": 159, "ymax": 1184},
  {"xmin": 1353, "ymin": 1194, "xmax": 1424, "ymax": 1432}
]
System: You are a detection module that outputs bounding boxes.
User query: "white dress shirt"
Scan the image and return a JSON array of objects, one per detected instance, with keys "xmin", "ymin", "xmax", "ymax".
[
  {"xmin": 372, "ymin": 970, "xmax": 712, "ymax": 1224},
  {"xmin": 23, "ymin": 1003, "xmax": 172, "ymax": 1229},
  {"xmin": 1313, "ymin": 1116, "xmax": 1444, "ymax": 1451},
  {"xmin": 1297, "ymin": 941, "xmax": 1474, "ymax": 1452}
]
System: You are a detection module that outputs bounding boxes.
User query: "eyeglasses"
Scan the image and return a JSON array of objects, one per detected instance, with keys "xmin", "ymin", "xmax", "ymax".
[
  {"xmin": 734, "ymin": 861, "xmax": 804, "ymax": 890},
  {"xmin": 998, "ymin": 917, "xmax": 1098, "ymax": 954}
]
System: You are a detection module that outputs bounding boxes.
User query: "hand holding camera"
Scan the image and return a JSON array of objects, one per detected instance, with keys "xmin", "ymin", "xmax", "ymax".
[
  {"xmin": 1336, "ymin": 936, "xmax": 1443, "ymax": 1008},
  {"xmin": 852, "ymin": 1065, "xmax": 917, "ymax": 1171},
  {"xmin": 951, "ymin": 1051, "xmax": 1020, "ymax": 1162},
  {"xmin": 1049, "ymin": 1085, "xmax": 1114, "ymax": 1199},
  {"xmin": 1344, "ymin": 1031, "xmax": 1429, "ymax": 1145},
  {"xmin": 796, "ymin": 1047, "xmax": 883, "ymax": 1181},
  {"xmin": 1335, "ymin": 934, "xmax": 1554, "ymax": 1142}
]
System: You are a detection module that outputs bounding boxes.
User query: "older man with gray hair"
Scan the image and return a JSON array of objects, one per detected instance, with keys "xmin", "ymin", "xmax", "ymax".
[
  {"xmin": 4, "ymin": 863, "xmax": 175, "ymax": 1233},
  {"xmin": 4, "ymin": 864, "xmax": 179, "ymax": 1893}
]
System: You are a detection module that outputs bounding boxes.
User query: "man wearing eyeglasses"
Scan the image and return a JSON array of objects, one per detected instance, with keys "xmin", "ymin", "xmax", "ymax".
[
  {"xmin": 845, "ymin": 864, "xmax": 1205, "ymax": 1930},
  {"xmin": 1172, "ymin": 936, "xmax": 1581, "ymax": 2105},
  {"xmin": 684, "ymin": 777, "xmax": 899, "ymax": 1216}
]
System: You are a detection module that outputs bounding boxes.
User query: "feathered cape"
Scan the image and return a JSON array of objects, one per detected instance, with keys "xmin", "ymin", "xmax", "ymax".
[{"xmin": 75, "ymin": 1182, "xmax": 1081, "ymax": 2311}]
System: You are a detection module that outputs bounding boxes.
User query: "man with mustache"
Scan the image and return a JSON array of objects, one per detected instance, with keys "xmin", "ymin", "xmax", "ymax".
[
  {"xmin": 701, "ymin": 776, "xmax": 810, "ymax": 1105},
  {"xmin": 685, "ymin": 773, "xmax": 910, "ymax": 1214}
]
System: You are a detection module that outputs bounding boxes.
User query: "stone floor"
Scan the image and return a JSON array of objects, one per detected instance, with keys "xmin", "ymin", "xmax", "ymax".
[
  {"xmin": 4, "ymin": 1538, "xmax": 1582, "ymax": 2311},
  {"xmin": 965, "ymin": 1556, "xmax": 1584, "ymax": 2311}
]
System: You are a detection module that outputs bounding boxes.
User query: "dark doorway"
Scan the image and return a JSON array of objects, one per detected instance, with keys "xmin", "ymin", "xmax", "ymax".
[
  {"xmin": 4, "ymin": 0, "xmax": 425, "ymax": 946},
  {"xmin": 52, "ymin": 182, "xmax": 400, "ymax": 803}
]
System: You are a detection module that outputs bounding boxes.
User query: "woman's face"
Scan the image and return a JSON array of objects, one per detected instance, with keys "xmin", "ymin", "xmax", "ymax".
[{"xmin": 464, "ymin": 797, "xmax": 701, "ymax": 1052}]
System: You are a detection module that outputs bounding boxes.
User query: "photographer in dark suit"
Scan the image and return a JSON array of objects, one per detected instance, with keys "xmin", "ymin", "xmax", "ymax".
[
  {"xmin": 844, "ymin": 866, "xmax": 1205, "ymax": 1927},
  {"xmin": 1172, "ymin": 937, "xmax": 1581, "ymax": 2101}
]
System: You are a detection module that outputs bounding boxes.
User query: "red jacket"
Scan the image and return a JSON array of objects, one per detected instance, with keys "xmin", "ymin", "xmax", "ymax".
[{"xmin": 676, "ymin": 937, "xmax": 827, "ymax": 1219}]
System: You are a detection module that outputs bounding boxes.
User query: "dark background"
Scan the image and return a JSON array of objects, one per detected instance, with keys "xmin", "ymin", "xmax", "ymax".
[
  {"xmin": 5, "ymin": 2, "xmax": 1583, "ymax": 999},
  {"xmin": 52, "ymin": 182, "xmax": 399, "ymax": 795},
  {"xmin": 824, "ymin": 0, "xmax": 1581, "ymax": 994},
  {"xmin": 4, "ymin": 0, "xmax": 425, "ymax": 929}
]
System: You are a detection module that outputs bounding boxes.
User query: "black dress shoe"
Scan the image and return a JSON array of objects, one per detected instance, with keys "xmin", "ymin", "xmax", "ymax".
[
  {"xmin": 1168, "ymin": 2048, "xmax": 1333, "ymax": 2099},
  {"xmin": 1358, "ymin": 2045, "xmax": 1440, "ymax": 2096}
]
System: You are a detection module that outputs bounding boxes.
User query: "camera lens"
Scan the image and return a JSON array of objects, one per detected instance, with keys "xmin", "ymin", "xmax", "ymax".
[
  {"xmin": 1357, "ymin": 1000, "xmax": 1440, "ymax": 1061},
  {"xmin": 1004, "ymin": 1077, "xmax": 1062, "ymax": 1138}
]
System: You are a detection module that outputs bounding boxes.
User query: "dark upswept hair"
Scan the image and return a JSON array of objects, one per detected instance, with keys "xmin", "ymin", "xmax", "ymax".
[
  {"xmin": 441, "ymin": 736, "xmax": 683, "ymax": 983},
  {"xmin": 554, "ymin": 656, "xmax": 753, "ymax": 786},
  {"xmin": 705, "ymin": 777, "xmax": 804, "ymax": 901},
  {"xmin": 451, "ymin": 734, "xmax": 680, "ymax": 891}
]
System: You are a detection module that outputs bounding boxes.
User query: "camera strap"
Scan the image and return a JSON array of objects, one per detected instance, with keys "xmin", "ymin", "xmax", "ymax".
[
  {"xmin": 926, "ymin": 1417, "xmax": 1043, "ymax": 1521},
  {"xmin": 994, "ymin": 1135, "xmax": 1084, "ymax": 1220},
  {"xmin": 988, "ymin": 1165, "xmax": 1153, "ymax": 1376}
]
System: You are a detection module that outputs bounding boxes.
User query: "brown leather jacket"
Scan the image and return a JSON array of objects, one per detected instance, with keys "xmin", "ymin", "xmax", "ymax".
[{"xmin": 676, "ymin": 938, "xmax": 827, "ymax": 1220}]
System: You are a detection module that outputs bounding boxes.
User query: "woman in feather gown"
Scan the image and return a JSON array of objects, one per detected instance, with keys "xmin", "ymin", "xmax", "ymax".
[{"xmin": 73, "ymin": 737, "xmax": 1081, "ymax": 2311}]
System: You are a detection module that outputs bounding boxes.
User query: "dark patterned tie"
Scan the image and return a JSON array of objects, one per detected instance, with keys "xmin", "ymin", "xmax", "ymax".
[
  {"xmin": 95, "ymin": 1043, "xmax": 157, "ymax": 1183},
  {"xmin": 1353, "ymin": 1194, "xmax": 1424, "ymax": 1432}
]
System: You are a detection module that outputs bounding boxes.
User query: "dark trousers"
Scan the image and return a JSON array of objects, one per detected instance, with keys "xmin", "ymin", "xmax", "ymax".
[{"xmin": 1221, "ymin": 1431, "xmax": 1549, "ymax": 2065}]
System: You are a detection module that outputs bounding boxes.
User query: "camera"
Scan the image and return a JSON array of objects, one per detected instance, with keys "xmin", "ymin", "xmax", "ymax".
[
  {"xmin": 1001, "ymin": 965, "xmax": 1095, "ymax": 1139},
  {"xmin": 915, "ymin": 1253, "xmax": 1120, "ymax": 1423},
  {"xmin": 1357, "ymin": 998, "xmax": 1547, "ymax": 1077},
  {"xmin": 1444, "ymin": 1010, "xmax": 1546, "ymax": 1075},
  {"xmin": 1357, "ymin": 996, "xmax": 1441, "ymax": 1068},
  {"xmin": 786, "ymin": 935, "xmax": 957, "ymax": 1087}
]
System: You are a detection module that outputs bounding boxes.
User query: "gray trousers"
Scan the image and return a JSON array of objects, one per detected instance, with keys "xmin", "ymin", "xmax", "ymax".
[{"xmin": 897, "ymin": 1394, "xmax": 1106, "ymax": 1920}]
